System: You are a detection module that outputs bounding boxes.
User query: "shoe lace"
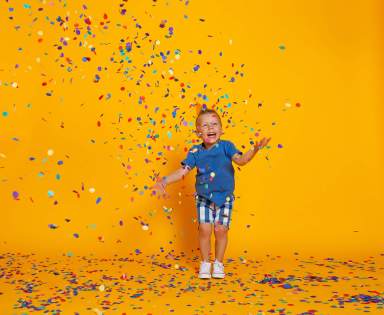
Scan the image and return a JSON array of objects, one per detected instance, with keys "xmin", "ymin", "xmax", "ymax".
[
  {"xmin": 200, "ymin": 262, "xmax": 211, "ymax": 273},
  {"xmin": 214, "ymin": 262, "xmax": 224, "ymax": 273}
]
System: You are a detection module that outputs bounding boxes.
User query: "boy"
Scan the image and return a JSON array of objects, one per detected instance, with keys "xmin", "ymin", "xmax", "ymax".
[{"xmin": 152, "ymin": 108, "xmax": 271, "ymax": 279}]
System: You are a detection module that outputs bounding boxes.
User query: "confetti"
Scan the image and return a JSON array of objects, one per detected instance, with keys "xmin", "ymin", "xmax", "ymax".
[{"xmin": 12, "ymin": 191, "xmax": 19, "ymax": 200}]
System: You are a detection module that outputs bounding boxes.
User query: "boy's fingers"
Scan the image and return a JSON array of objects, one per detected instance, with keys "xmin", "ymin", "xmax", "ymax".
[{"xmin": 254, "ymin": 137, "xmax": 271, "ymax": 150}]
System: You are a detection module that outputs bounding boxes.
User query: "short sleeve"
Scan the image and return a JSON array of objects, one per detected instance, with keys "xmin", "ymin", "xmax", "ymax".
[
  {"xmin": 225, "ymin": 141, "xmax": 242, "ymax": 158},
  {"xmin": 181, "ymin": 147, "xmax": 197, "ymax": 170}
]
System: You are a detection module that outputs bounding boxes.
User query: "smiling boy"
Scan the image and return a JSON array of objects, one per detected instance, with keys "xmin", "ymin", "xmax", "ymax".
[{"xmin": 152, "ymin": 108, "xmax": 271, "ymax": 279}]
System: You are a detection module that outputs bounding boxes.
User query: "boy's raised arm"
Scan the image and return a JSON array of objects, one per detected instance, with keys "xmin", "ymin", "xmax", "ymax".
[
  {"xmin": 232, "ymin": 137, "xmax": 271, "ymax": 166},
  {"xmin": 151, "ymin": 166, "xmax": 191, "ymax": 195},
  {"xmin": 162, "ymin": 166, "xmax": 191, "ymax": 185}
]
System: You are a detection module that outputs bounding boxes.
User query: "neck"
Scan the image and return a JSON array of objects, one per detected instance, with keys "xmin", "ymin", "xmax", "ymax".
[{"xmin": 203, "ymin": 139, "xmax": 219, "ymax": 149}]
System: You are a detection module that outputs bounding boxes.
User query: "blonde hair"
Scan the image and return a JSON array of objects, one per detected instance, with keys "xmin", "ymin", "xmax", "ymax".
[{"xmin": 195, "ymin": 109, "xmax": 222, "ymax": 127}]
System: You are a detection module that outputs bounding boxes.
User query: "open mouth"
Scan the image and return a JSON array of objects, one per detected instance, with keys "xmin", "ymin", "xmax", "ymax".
[{"xmin": 207, "ymin": 132, "xmax": 217, "ymax": 139}]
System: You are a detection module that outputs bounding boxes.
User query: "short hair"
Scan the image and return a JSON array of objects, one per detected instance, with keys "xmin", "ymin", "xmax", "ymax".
[{"xmin": 195, "ymin": 108, "xmax": 222, "ymax": 127}]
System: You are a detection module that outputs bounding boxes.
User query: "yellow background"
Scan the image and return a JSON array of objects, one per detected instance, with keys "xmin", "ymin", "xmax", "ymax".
[{"xmin": 1, "ymin": 0, "xmax": 383, "ymax": 259}]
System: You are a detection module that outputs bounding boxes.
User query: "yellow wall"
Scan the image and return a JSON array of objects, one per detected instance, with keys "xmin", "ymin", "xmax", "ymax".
[{"xmin": 1, "ymin": 0, "xmax": 383, "ymax": 257}]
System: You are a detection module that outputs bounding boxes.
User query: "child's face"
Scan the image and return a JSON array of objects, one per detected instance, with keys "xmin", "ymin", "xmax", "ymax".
[{"xmin": 196, "ymin": 113, "xmax": 223, "ymax": 146}]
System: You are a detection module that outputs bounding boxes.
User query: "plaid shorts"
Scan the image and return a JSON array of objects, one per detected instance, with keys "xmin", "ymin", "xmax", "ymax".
[{"xmin": 195, "ymin": 195, "xmax": 234, "ymax": 229}]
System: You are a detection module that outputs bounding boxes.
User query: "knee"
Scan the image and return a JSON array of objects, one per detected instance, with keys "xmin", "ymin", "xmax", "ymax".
[
  {"xmin": 199, "ymin": 224, "xmax": 212, "ymax": 238},
  {"xmin": 214, "ymin": 224, "xmax": 228, "ymax": 238}
]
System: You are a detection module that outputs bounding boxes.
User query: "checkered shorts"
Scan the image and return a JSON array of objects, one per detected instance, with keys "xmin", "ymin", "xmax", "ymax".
[{"xmin": 195, "ymin": 195, "xmax": 234, "ymax": 229}]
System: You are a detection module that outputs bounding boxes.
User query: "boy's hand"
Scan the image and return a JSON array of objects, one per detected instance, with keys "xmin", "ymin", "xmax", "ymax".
[
  {"xmin": 254, "ymin": 137, "xmax": 271, "ymax": 151},
  {"xmin": 150, "ymin": 179, "xmax": 169, "ymax": 199}
]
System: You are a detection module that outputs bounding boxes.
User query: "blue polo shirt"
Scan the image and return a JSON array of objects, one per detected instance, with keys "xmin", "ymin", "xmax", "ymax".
[{"xmin": 181, "ymin": 139, "xmax": 242, "ymax": 207}]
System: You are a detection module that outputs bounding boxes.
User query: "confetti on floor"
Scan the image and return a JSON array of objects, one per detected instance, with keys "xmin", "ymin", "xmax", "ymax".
[{"xmin": 0, "ymin": 252, "xmax": 383, "ymax": 314}]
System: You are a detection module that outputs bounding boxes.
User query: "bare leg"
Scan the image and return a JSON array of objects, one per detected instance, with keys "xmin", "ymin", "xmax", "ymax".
[
  {"xmin": 214, "ymin": 223, "xmax": 228, "ymax": 262},
  {"xmin": 198, "ymin": 223, "xmax": 212, "ymax": 261}
]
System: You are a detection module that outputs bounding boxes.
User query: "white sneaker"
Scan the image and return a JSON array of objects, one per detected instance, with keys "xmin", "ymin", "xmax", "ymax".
[
  {"xmin": 212, "ymin": 260, "xmax": 225, "ymax": 278},
  {"xmin": 198, "ymin": 261, "xmax": 211, "ymax": 279}
]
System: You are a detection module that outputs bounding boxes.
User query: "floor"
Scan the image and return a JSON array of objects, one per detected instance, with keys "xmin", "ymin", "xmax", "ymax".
[{"xmin": 0, "ymin": 251, "xmax": 383, "ymax": 314}]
